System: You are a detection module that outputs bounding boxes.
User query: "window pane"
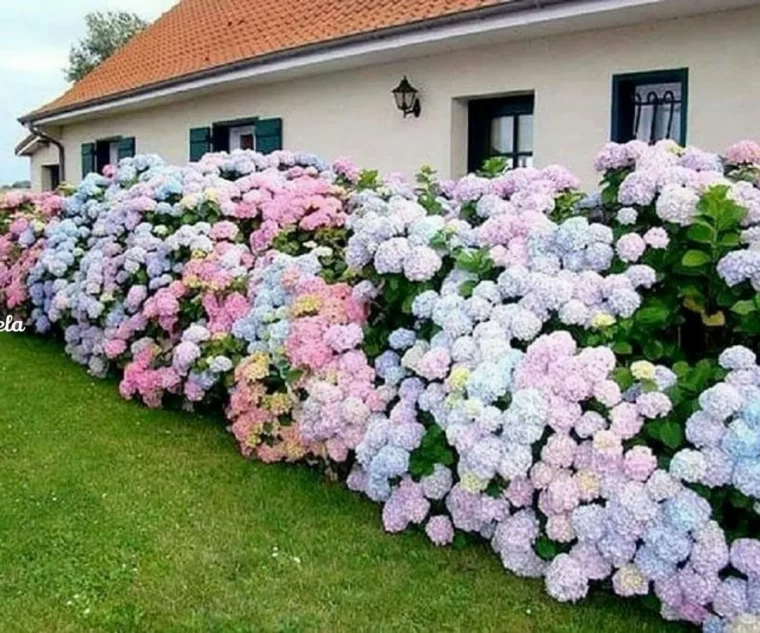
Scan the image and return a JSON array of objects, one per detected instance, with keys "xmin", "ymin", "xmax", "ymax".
[
  {"xmin": 634, "ymin": 81, "xmax": 682, "ymax": 143},
  {"xmin": 240, "ymin": 134, "xmax": 254, "ymax": 150},
  {"xmin": 229, "ymin": 125, "xmax": 256, "ymax": 150},
  {"xmin": 518, "ymin": 114, "xmax": 534, "ymax": 152},
  {"xmin": 517, "ymin": 155, "xmax": 534, "ymax": 168},
  {"xmin": 109, "ymin": 142, "xmax": 120, "ymax": 166},
  {"xmin": 490, "ymin": 116, "xmax": 514, "ymax": 154}
]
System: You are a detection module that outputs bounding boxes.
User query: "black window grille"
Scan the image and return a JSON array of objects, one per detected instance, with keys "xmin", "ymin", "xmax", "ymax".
[{"xmin": 611, "ymin": 69, "xmax": 688, "ymax": 145}]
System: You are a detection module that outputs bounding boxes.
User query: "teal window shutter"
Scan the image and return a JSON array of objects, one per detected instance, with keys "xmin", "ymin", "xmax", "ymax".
[
  {"xmin": 117, "ymin": 136, "xmax": 136, "ymax": 160},
  {"xmin": 189, "ymin": 127, "xmax": 212, "ymax": 161},
  {"xmin": 255, "ymin": 118, "xmax": 282, "ymax": 154},
  {"xmin": 81, "ymin": 142, "xmax": 96, "ymax": 178}
]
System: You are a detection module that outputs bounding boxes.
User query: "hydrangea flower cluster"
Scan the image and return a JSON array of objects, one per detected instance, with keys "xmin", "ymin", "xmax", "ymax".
[
  {"xmin": 593, "ymin": 140, "xmax": 760, "ymax": 298},
  {"xmin": 5, "ymin": 141, "xmax": 760, "ymax": 633},
  {"xmin": 671, "ymin": 346, "xmax": 760, "ymax": 499},
  {"xmin": 345, "ymin": 192, "xmax": 449, "ymax": 282},
  {"xmin": 0, "ymin": 191, "xmax": 65, "ymax": 316},
  {"xmin": 23, "ymin": 150, "xmax": 352, "ymax": 383},
  {"xmin": 228, "ymin": 250, "xmax": 385, "ymax": 462}
]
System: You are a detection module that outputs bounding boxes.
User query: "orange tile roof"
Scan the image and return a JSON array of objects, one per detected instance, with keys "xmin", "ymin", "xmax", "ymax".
[{"xmin": 26, "ymin": 0, "xmax": 509, "ymax": 120}]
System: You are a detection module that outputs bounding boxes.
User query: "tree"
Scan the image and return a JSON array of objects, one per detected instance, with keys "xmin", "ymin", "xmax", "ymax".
[{"xmin": 65, "ymin": 11, "xmax": 148, "ymax": 83}]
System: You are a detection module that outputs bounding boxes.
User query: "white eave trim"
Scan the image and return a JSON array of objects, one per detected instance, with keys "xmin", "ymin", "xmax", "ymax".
[
  {"xmin": 29, "ymin": 0, "xmax": 758, "ymax": 125},
  {"xmin": 15, "ymin": 136, "xmax": 44, "ymax": 157}
]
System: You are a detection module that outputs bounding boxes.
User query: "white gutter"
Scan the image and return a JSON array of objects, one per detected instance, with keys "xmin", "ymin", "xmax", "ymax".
[{"xmin": 29, "ymin": 0, "xmax": 758, "ymax": 125}]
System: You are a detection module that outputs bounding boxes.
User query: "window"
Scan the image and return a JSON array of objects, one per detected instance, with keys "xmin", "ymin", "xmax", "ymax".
[
  {"xmin": 612, "ymin": 69, "xmax": 688, "ymax": 145},
  {"xmin": 211, "ymin": 118, "xmax": 259, "ymax": 153},
  {"xmin": 190, "ymin": 118, "xmax": 282, "ymax": 161},
  {"xmin": 95, "ymin": 138, "xmax": 120, "ymax": 172},
  {"xmin": 468, "ymin": 95, "xmax": 534, "ymax": 172},
  {"xmin": 81, "ymin": 137, "xmax": 135, "ymax": 177}
]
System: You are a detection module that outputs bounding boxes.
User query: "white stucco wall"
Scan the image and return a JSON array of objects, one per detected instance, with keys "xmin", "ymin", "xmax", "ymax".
[
  {"xmin": 51, "ymin": 5, "xmax": 760, "ymax": 190},
  {"xmin": 28, "ymin": 142, "xmax": 60, "ymax": 191}
]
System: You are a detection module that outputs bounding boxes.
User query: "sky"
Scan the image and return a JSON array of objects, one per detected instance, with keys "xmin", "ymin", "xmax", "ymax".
[{"xmin": 0, "ymin": 0, "xmax": 179, "ymax": 184}]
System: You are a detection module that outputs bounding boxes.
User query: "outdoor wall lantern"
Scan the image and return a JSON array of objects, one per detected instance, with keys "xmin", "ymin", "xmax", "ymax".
[{"xmin": 392, "ymin": 76, "xmax": 421, "ymax": 118}]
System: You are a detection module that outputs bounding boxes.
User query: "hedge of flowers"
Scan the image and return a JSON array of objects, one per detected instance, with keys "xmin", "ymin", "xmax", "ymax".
[{"xmin": 3, "ymin": 139, "xmax": 760, "ymax": 632}]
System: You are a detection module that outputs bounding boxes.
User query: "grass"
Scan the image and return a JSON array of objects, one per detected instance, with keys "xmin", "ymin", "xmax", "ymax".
[{"xmin": 0, "ymin": 332, "xmax": 685, "ymax": 633}]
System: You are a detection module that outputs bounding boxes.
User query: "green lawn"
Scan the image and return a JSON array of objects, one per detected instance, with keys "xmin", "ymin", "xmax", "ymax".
[{"xmin": 0, "ymin": 332, "xmax": 684, "ymax": 633}]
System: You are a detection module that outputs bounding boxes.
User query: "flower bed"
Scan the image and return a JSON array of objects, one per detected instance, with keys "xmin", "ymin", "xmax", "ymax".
[{"xmin": 3, "ymin": 141, "xmax": 760, "ymax": 632}]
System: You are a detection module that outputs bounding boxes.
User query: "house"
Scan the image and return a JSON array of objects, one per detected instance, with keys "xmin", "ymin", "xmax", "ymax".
[
  {"xmin": 16, "ymin": 0, "xmax": 760, "ymax": 191},
  {"xmin": 15, "ymin": 134, "xmax": 61, "ymax": 191}
]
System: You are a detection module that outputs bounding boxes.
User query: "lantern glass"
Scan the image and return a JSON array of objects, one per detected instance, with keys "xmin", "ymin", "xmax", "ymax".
[
  {"xmin": 392, "ymin": 76, "xmax": 419, "ymax": 116},
  {"xmin": 393, "ymin": 90, "xmax": 406, "ymax": 111}
]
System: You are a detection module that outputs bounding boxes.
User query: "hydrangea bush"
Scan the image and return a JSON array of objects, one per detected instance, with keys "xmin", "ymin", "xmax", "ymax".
[{"xmin": 3, "ymin": 140, "xmax": 760, "ymax": 632}]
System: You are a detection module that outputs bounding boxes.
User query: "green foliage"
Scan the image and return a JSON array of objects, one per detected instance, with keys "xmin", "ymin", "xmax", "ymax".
[
  {"xmin": 362, "ymin": 323, "xmax": 391, "ymax": 359},
  {"xmin": 646, "ymin": 419, "xmax": 684, "ymax": 451},
  {"xmin": 409, "ymin": 423, "xmax": 455, "ymax": 479},
  {"xmin": 454, "ymin": 248, "xmax": 494, "ymax": 277},
  {"xmin": 459, "ymin": 279, "xmax": 478, "ymax": 298},
  {"xmin": 600, "ymin": 168, "xmax": 632, "ymax": 209},
  {"xmin": 356, "ymin": 169, "xmax": 380, "ymax": 191},
  {"xmin": 595, "ymin": 180, "xmax": 757, "ymax": 365},
  {"xmin": 416, "ymin": 165, "xmax": 444, "ymax": 215},
  {"xmin": 478, "ymin": 156, "xmax": 509, "ymax": 178},
  {"xmin": 65, "ymin": 11, "xmax": 148, "ymax": 82},
  {"xmin": 534, "ymin": 537, "xmax": 558, "ymax": 561},
  {"xmin": 551, "ymin": 191, "xmax": 586, "ymax": 222}
]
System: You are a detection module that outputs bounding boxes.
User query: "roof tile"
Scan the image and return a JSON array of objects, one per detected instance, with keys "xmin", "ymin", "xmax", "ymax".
[{"xmin": 29, "ymin": 0, "xmax": 505, "ymax": 118}]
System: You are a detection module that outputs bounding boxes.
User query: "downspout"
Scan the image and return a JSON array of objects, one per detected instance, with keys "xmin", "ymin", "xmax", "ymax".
[{"xmin": 27, "ymin": 123, "xmax": 66, "ymax": 182}]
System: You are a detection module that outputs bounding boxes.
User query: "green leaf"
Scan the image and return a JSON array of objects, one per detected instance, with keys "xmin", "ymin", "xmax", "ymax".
[
  {"xmin": 357, "ymin": 169, "xmax": 379, "ymax": 191},
  {"xmin": 534, "ymin": 537, "xmax": 558, "ymax": 561},
  {"xmin": 729, "ymin": 489, "xmax": 753, "ymax": 510},
  {"xmin": 731, "ymin": 300, "xmax": 757, "ymax": 316},
  {"xmin": 429, "ymin": 230, "xmax": 449, "ymax": 250},
  {"xmin": 643, "ymin": 339, "xmax": 664, "ymax": 361},
  {"xmin": 679, "ymin": 284, "xmax": 705, "ymax": 301},
  {"xmin": 478, "ymin": 156, "xmax": 509, "ymax": 178},
  {"xmin": 645, "ymin": 420, "xmax": 663, "ymax": 441},
  {"xmin": 718, "ymin": 232, "xmax": 741, "ymax": 248},
  {"xmin": 672, "ymin": 361, "xmax": 690, "ymax": 377},
  {"xmin": 659, "ymin": 421, "xmax": 684, "ymax": 450},
  {"xmin": 409, "ymin": 424, "xmax": 455, "ymax": 479},
  {"xmin": 717, "ymin": 205, "xmax": 748, "ymax": 232},
  {"xmin": 685, "ymin": 223, "xmax": 715, "ymax": 244},
  {"xmin": 697, "ymin": 185, "xmax": 747, "ymax": 232},
  {"xmin": 716, "ymin": 286, "xmax": 742, "ymax": 308},
  {"xmin": 681, "ymin": 250, "xmax": 711, "ymax": 267},
  {"xmin": 635, "ymin": 305, "xmax": 670, "ymax": 327},
  {"xmin": 691, "ymin": 361, "xmax": 716, "ymax": 392},
  {"xmin": 611, "ymin": 341, "xmax": 632, "ymax": 355},
  {"xmin": 455, "ymin": 248, "xmax": 494, "ymax": 276},
  {"xmin": 612, "ymin": 367, "xmax": 634, "ymax": 391},
  {"xmin": 285, "ymin": 368, "xmax": 304, "ymax": 384},
  {"xmin": 459, "ymin": 280, "xmax": 478, "ymax": 298}
]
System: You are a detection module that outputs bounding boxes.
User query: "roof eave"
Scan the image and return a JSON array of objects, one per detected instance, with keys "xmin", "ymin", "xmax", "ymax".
[
  {"xmin": 19, "ymin": 0, "xmax": 576, "ymax": 124},
  {"xmin": 15, "ymin": 134, "xmax": 46, "ymax": 157}
]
